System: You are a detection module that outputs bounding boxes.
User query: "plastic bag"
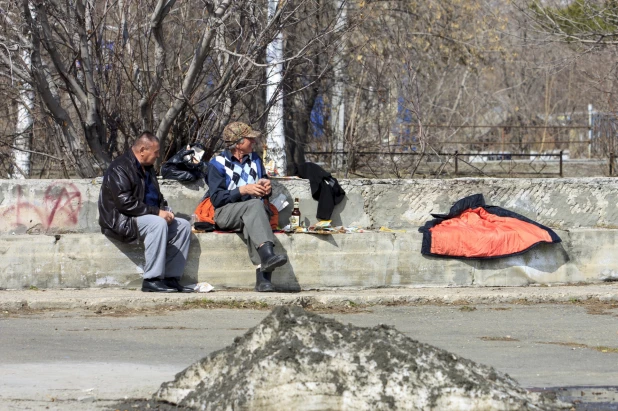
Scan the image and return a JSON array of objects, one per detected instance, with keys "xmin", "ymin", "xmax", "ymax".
[{"xmin": 161, "ymin": 143, "xmax": 208, "ymax": 182}]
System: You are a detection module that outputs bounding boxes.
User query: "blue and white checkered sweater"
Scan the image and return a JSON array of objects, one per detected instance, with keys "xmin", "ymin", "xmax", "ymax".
[{"xmin": 210, "ymin": 151, "xmax": 264, "ymax": 190}]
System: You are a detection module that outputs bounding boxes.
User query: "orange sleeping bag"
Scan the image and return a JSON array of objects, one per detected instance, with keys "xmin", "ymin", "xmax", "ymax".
[
  {"xmin": 419, "ymin": 194, "xmax": 561, "ymax": 259},
  {"xmin": 195, "ymin": 197, "xmax": 279, "ymax": 230}
]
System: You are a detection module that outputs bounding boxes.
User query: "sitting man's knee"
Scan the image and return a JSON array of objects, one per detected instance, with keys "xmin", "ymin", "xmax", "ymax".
[
  {"xmin": 177, "ymin": 218, "xmax": 191, "ymax": 232},
  {"xmin": 246, "ymin": 198, "xmax": 263, "ymax": 208},
  {"xmin": 150, "ymin": 216, "xmax": 169, "ymax": 232},
  {"xmin": 241, "ymin": 199, "xmax": 267, "ymax": 217}
]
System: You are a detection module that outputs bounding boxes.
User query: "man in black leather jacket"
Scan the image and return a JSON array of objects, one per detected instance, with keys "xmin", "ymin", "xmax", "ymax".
[{"xmin": 98, "ymin": 132, "xmax": 193, "ymax": 293}]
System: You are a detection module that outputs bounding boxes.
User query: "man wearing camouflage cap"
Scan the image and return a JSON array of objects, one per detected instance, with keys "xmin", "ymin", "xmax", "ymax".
[{"xmin": 205, "ymin": 122, "xmax": 288, "ymax": 292}]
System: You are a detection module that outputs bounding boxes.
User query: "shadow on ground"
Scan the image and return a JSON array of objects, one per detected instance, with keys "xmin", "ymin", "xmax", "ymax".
[{"xmin": 112, "ymin": 386, "xmax": 618, "ymax": 411}]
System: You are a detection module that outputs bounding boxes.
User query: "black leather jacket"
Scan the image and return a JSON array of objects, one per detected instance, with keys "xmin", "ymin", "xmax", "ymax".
[{"xmin": 98, "ymin": 150, "xmax": 164, "ymax": 243}]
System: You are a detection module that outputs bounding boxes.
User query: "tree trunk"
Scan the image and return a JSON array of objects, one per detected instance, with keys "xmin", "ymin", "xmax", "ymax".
[
  {"xmin": 284, "ymin": 80, "xmax": 318, "ymax": 175},
  {"xmin": 26, "ymin": 0, "xmax": 97, "ymax": 177},
  {"xmin": 11, "ymin": 33, "xmax": 34, "ymax": 178},
  {"xmin": 74, "ymin": 0, "xmax": 110, "ymax": 170},
  {"xmin": 139, "ymin": 0, "xmax": 177, "ymax": 131},
  {"xmin": 155, "ymin": 0, "xmax": 233, "ymax": 156}
]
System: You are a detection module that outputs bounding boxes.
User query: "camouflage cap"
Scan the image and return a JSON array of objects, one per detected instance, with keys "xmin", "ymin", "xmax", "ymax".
[{"xmin": 222, "ymin": 122, "xmax": 261, "ymax": 144}]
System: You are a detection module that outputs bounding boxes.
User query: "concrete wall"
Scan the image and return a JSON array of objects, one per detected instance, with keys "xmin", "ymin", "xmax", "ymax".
[
  {"xmin": 1, "ymin": 177, "xmax": 618, "ymax": 235},
  {"xmin": 1, "ymin": 177, "xmax": 618, "ymax": 290},
  {"xmin": 1, "ymin": 229, "xmax": 617, "ymax": 290}
]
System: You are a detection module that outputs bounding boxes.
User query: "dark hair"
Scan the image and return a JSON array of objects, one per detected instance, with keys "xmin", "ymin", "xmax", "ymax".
[{"xmin": 133, "ymin": 131, "xmax": 159, "ymax": 148}]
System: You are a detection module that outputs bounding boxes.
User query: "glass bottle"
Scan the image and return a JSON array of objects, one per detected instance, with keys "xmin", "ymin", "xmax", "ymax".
[{"xmin": 290, "ymin": 198, "xmax": 301, "ymax": 229}]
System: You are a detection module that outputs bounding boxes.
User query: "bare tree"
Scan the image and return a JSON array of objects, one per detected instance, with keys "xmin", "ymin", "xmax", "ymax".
[
  {"xmin": 3, "ymin": 0, "xmax": 612, "ymax": 179},
  {"xmin": 0, "ymin": 0, "xmax": 346, "ymax": 177}
]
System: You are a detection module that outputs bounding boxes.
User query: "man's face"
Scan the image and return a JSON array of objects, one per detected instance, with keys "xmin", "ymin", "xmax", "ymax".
[
  {"xmin": 236, "ymin": 136, "xmax": 258, "ymax": 156},
  {"xmin": 139, "ymin": 141, "xmax": 160, "ymax": 166}
]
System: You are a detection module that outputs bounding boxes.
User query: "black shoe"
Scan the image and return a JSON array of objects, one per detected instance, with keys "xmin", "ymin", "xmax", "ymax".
[
  {"xmin": 255, "ymin": 268, "xmax": 274, "ymax": 292},
  {"xmin": 163, "ymin": 277, "xmax": 195, "ymax": 293},
  {"xmin": 142, "ymin": 278, "xmax": 178, "ymax": 293},
  {"xmin": 257, "ymin": 242, "xmax": 287, "ymax": 272}
]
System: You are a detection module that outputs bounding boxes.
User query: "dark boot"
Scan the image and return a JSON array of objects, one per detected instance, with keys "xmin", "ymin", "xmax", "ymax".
[
  {"xmin": 257, "ymin": 241, "xmax": 287, "ymax": 272},
  {"xmin": 255, "ymin": 268, "xmax": 274, "ymax": 292},
  {"xmin": 163, "ymin": 277, "xmax": 195, "ymax": 293},
  {"xmin": 142, "ymin": 278, "xmax": 178, "ymax": 293}
]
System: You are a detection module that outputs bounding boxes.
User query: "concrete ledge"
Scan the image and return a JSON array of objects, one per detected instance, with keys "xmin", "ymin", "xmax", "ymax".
[
  {"xmin": 1, "ymin": 229, "xmax": 618, "ymax": 290},
  {"xmin": 1, "ymin": 284, "xmax": 617, "ymax": 313},
  {"xmin": 3, "ymin": 177, "xmax": 618, "ymax": 291}
]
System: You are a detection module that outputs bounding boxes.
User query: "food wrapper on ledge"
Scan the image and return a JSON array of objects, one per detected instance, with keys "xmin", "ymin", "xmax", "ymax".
[
  {"xmin": 270, "ymin": 193, "xmax": 289, "ymax": 211},
  {"xmin": 314, "ymin": 220, "xmax": 332, "ymax": 230},
  {"xmin": 185, "ymin": 282, "xmax": 214, "ymax": 293},
  {"xmin": 379, "ymin": 226, "xmax": 407, "ymax": 233},
  {"xmin": 283, "ymin": 220, "xmax": 365, "ymax": 234},
  {"xmin": 343, "ymin": 226, "xmax": 365, "ymax": 233}
]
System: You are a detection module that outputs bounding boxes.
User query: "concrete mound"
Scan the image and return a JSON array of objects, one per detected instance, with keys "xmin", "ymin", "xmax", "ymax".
[{"xmin": 154, "ymin": 306, "xmax": 569, "ymax": 410}]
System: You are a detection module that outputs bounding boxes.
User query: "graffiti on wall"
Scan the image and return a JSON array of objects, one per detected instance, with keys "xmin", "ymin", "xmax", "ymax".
[{"xmin": 1, "ymin": 182, "xmax": 83, "ymax": 230}]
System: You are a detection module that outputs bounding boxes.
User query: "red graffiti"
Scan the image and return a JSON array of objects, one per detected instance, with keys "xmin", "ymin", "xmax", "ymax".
[{"xmin": 2, "ymin": 182, "xmax": 83, "ymax": 229}]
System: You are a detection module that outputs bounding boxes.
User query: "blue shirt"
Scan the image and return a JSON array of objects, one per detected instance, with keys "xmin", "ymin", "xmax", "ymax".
[
  {"xmin": 134, "ymin": 157, "xmax": 160, "ymax": 207},
  {"xmin": 143, "ymin": 173, "xmax": 160, "ymax": 207}
]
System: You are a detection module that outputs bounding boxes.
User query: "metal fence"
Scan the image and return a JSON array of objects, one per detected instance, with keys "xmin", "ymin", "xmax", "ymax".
[
  {"xmin": 305, "ymin": 151, "xmax": 565, "ymax": 178},
  {"xmin": 609, "ymin": 153, "xmax": 618, "ymax": 177},
  {"xmin": 304, "ymin": 116, "xmax": 618, "ymax": 178}
]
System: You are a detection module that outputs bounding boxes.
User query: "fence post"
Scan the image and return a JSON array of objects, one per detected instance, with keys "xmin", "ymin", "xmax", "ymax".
[
  {"xmin": 559, "ymin": 151, "xmax": 563, "ymax": 177},
  {"xmin": 454, "ymin": 151, "xmax": 458, "ymax": 175},
  {"xmin": 610, "ymin": 153, "xmax": 614, "ymax": 177}
]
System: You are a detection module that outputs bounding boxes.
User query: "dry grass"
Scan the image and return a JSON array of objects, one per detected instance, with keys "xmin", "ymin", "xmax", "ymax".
[
  {"xmin": 479, "ymin": 336, "xmax": 520, "ymax": 342},
  {"xmin": 538, "ymin": 341, "xmax": 618, "ymax": 354}
]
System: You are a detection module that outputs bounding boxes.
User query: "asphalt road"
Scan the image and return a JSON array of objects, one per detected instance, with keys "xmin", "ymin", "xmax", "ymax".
[{"xmin": 1, "ymin": 303, "xmax": 617, "ymax": 410}]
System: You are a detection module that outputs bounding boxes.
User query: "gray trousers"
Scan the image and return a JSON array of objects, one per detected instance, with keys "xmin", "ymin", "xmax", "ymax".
[
  {"xmin": 136, "ymin": 215, "xmax": 191, "ymax": 279},
  {"xmin": 214, "ymin": 199, "xmax": 274, "ymax": 265}
]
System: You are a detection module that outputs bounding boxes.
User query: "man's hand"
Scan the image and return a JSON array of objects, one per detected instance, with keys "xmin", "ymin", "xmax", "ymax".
[
  {"xmin": 158, "ymin": 209, "xmax": 175, "ymax": 224},
  {"xmin": 258, "ymin": 178, "xmax": 272, "ymax": 195},
  {"xmin": 239, "ymin": 183, "xmax": 268, "ymax": 197}
]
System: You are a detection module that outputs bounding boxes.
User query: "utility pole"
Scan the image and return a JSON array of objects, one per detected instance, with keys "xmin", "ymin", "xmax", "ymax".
[
  {"xmin": 588, "ymin": 103, "xmax": 593, "ymax": 159},
  {"xmin": 264, "ymin": 0, "xmax": 286, "ymax": 176},
  {"xmin": 330, "ymin": 0, "xmax": 346, "ymax": 175}
]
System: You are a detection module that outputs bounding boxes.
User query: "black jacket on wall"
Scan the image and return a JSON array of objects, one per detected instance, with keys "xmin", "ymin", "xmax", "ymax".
[{"xmin": 295, "ymin": 162, "xmax": 345, "ymax": 220}]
